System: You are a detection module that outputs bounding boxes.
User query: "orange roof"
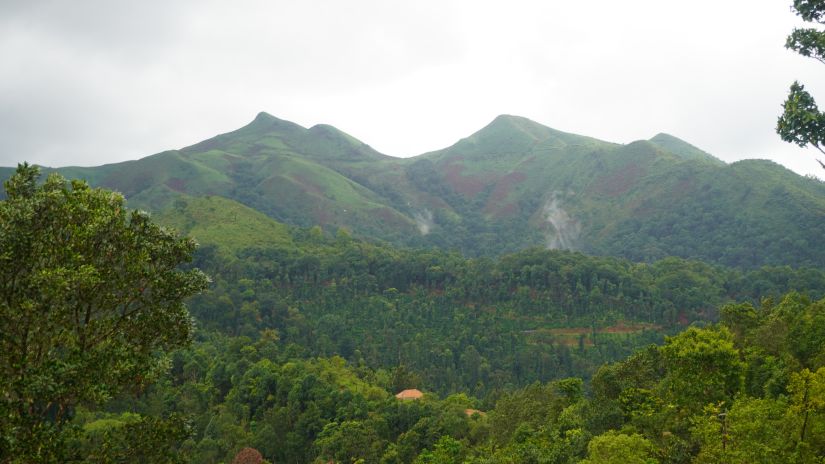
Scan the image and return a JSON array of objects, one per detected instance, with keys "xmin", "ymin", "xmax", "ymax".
[
  {"xmin": 395, "ymin": 389, "xmax": 423, "ymax": 400},
  {"xmin": 464, "ymin": 408, "xmax": 486, "ymax": 417}
]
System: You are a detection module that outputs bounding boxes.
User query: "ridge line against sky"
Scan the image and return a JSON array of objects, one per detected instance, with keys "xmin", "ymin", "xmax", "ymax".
[{"xmin": 1, "ymin": 0, "xmax": 824, "ymax": 179}]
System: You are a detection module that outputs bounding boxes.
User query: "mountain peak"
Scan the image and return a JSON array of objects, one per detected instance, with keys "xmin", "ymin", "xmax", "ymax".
[
  {"xmin": 648, "ymin": 133, "xmax": 723, "ymax": 164},
  {"xmin": 468, "ymin": 115, "xmax": 601, "ymax": 148},
  {"xmin": 254, "ymin": 111, "xmax": 277, "ymax": 122},
  {"xmin": 491, "ymin": 114, "xmax": 536, "ymax": 124},
  {"xmin": 246, "ymin": 112, "xmax": 305, "ymax": 132},
  {"xmin": 304, "ymin": 123, "xmax": 388, "ymax": 161},
  {"xmin": 471, "ymin": 115, "xmax": 553, "ymax": 142},
  {"xmin": 179, "ymin": 112, "xmax": 306, "ymax": 155},
  {"xmin": 487, "ymin": 114, "xmax": 549, "ymax": 133}
]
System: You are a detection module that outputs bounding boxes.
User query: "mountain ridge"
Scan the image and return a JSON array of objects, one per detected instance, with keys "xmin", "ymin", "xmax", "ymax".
[{"xmin": 2, "ymin": 112, "xmax": 824, "ymax": 267}]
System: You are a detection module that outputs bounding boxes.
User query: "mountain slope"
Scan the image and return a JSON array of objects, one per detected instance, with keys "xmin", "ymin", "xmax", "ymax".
[
  {"xmin": 153, "ymin": 195, "xmax": 293, "ymax": 255},
  {"xmin": 648, "ymin": 133, "xmax": 723, "ymax": 164},
  {"xmin": 407, "ymin": 117, "xmax": 825, "ymax": 266},
  {"xmin": 3, "ymin": 113, "xmax": 824, "ymax": 267},
  {"xmin": 11, "ymin": 113, "xmax": 421, "ymax": 241}
]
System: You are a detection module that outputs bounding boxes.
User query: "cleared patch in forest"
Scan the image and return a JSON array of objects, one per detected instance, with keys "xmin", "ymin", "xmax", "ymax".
[{"xmin": 523, "ymin": 322, "xmax": 662, "ymax": 346}]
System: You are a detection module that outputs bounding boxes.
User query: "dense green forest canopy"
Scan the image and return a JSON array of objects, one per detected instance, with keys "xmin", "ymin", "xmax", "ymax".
[
  {"xmin": 3, "ymin": 163, "xmax": 825, "ymax": 462},
  {"xmin": 81, "ymin": 293, "xmax": 825, "ymax": 463},
  {"xmin": 66, "ymin": 206, "xmax": 825, "ymax": 463},
  {"xmin": 183, "ymin": 218, "xmax": 825, "ymax": 398}
]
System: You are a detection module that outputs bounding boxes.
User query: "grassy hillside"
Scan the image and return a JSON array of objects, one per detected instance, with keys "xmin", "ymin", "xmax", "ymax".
[{"xmin": 153, "ymin": 195, "xmax": 293, "ymax": 255}]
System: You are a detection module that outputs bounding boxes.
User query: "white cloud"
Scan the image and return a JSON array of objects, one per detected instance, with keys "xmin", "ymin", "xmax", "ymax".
[{"xmin": 0, "ymin": 0, "xmax": 823, "ymax": 177}]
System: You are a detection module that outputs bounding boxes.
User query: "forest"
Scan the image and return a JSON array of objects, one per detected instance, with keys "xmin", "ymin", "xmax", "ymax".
[
  {"xmin": 3, "ymin": 0, "xmax": 825, "ymax": 461},
  {"xmin": 3, "ymin": 163, "xmax": 824, "ymax": 463},
  {"xmin": 69, "ymin": 248, "xmax": 825, "ymax": 463},
  {"xmin": 115, "ymin": 236, "xmax": 825, "ymax": 464}
]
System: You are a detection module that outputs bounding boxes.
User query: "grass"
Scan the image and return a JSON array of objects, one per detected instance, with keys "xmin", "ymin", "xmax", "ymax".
[{"xmin": 154, "ymin": 195, "xmax": 293, "ymax": 255}]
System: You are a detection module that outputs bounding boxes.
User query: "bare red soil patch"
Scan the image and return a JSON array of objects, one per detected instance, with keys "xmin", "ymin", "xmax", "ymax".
[
  {"xmin": 601, "ymin": 321, "xmax": 661, "ymax": 333},
  {"xmin": 595, "ymin": 163, "xmax": 644, "ymax": 197},
  {"xmin": 484, "ymin": 172, "xmax": 527, "ymax": 217},
  {"xmin": 443, "ymin": 163, "xmax": 488, "ymax": 197}
]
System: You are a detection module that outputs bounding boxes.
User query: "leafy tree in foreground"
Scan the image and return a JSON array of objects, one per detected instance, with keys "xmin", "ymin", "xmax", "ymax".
[
  {"xmin": 0, "ymin": 164, "xmax": 208, "ymax": 462},
  {"xmin": 778, "ymin": 0, "xmax": 825, "ymax": 169}
]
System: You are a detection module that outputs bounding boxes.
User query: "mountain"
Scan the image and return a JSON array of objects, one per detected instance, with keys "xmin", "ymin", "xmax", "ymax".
[
  {"xmin": 1, "ymin": 113, "xmax": 418, "ymax": 241},
  {"xmin": 406, "ymin": 115, "xmax": 825, "ymax": 266},
  {"xmin": 3, "ymin": 112, "xmax": 824, "ymax": 267}
]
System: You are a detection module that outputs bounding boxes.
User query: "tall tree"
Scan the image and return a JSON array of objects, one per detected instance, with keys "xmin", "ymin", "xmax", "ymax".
[
  {"xmin": 0, "ymin": 164, "xmax": 208, "ymax": 462},
  {"xmin": 659, "ymin": 327, "xmax": 743, "ymax": 414},
  {"xmin": 778, "ymin": 0, "xmax": 825, "ymax": 169}
]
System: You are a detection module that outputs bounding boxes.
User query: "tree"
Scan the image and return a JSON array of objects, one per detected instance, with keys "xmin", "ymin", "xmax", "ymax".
[
  {"xmin": 315, "ymin": 420, "xmax": 385, "ymax": 463},
  {"xmin": 0, "ymin": 164, "xmax": 208, "ymax": 462},
  {"xmin": 76, "ymin": 413, "xmax": 193, "ymax": 464},
  {"xmin": 413, "ymin": 436, "xmax": 464, "ymax": 464},
  {"xmin": 579, "ymin": 431, "xmax": 658, "ymax": 464},
  {"xmin": 778, "ymin": 0, "xmax": 825, "ymax": 169},
  {"xmin": 692, "ymin": 397, "xmax": 790, "ymax": 464},
  {"xmin": 787, "ymin": 367, "xmax": 825, "ymax": 460},
  {"xmin": 231, "ymin": 447, "xmax": 264, "ymax": 464},
  {"xmin": 659, "ymin": 327, "xmax": 743, "ymax": 414}
]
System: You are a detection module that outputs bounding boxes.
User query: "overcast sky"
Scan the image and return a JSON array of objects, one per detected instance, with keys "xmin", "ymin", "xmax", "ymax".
[{"xmin": 1, "ymin": 0, "xmax": 824, "ymax": 178}]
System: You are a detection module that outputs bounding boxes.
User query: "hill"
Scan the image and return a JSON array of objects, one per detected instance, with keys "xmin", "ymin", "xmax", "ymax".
[
  {"xmin": 153, "ymin": 195, "xmax": 293, "ymax": 255},
  {"xmin": 3, "ymin": 113, "xmax": 825, "ymax": 267}
]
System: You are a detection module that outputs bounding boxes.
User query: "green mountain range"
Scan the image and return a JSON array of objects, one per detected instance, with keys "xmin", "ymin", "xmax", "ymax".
[{"xmin": 3, "ymin": 112, "xmax": 824, "ymax": 267}]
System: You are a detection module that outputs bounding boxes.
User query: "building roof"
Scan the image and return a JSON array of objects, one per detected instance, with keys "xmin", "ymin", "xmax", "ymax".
[{"xmin": 395, "ymin": 389, "xmax": 423, "ymax": 400}]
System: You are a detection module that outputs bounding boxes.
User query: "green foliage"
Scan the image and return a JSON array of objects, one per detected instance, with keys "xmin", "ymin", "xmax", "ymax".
[
  {"xmin": 316, "ymin": 420, "xmax": 385, "ymax": 463},
  {"xmin": 0, "ymin": 164, "xmax": 208, "ymax": 462},
  {"xmin": 580, "ymin": 431, "xmax": 657, "ymax": 464},
  {"xmin": 183, "ymin": 221, "xmax": 825, "ymax": 399},
  {"xmin": 62, "ymin": 292, "xmax": 825, "ymax": 464},
  {"xmin": 660, "ymin": 327, "xmax": 743, "ymax": 414},
  {"xmin": 779, "ymin": 0, "xmax": 825, "ymax": 166},
  {"xmin": 787, "ymin": 367, "xmax": 825, "ymax": 459},
  {"xmin": 793, "ymin": 0, "xmax": 825, "ymax": 22},
  {"xmin": 155, "ymin": 195, "xmax": 293, "ymax": 256},
  {"xmin": 413, "ymin": 436, "xmax": 464, "ymax": 464},
  {"xmin": 692, "ymin": 398, "xmax": 790, "ymax": 464},
  {"xmin": 59, "ymin": 199, "xmax": 822, "ymax": 463},
  {"xmin": 131, "ymin": 340, "xmax": 484, "ymax": 464},
  {"xmin": 74, "ymin": 413, "xmax": 191, "ymax": 464},
  {"xmin": 778, "ymin": 82, "xmax": 825, "ymax": 156},
  {"xmin": 489, "ymin": 382, "xmax": 569, "ymax": 445},
  {"xmin": 2, "ymin": 157, "xmax": 825, "ymax": 462}
]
